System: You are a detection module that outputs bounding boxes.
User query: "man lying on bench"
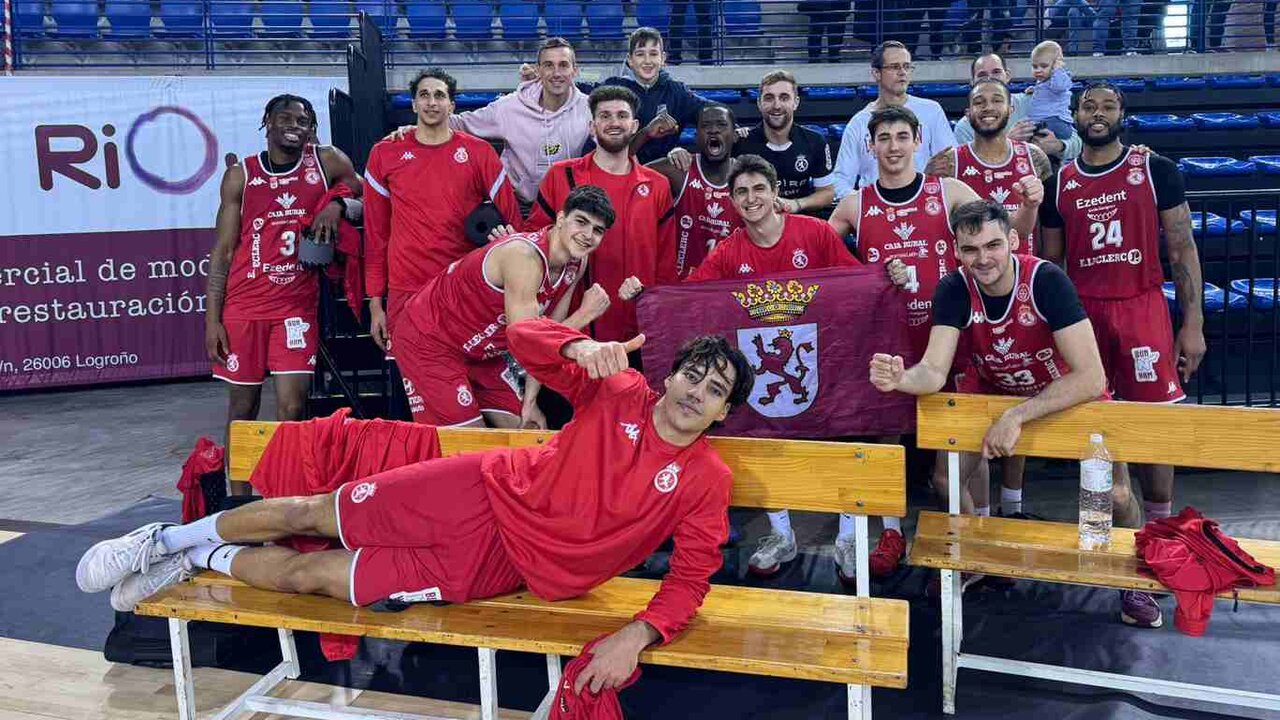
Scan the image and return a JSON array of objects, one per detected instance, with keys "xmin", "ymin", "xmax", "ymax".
[{"xmin": 78, "ymin": 317, "xmax": 752, "ymax": 694}]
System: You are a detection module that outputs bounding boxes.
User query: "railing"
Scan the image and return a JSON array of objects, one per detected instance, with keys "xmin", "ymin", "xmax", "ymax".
[
  {"xmin": 6, "ymin": 0, "xmax": 1273, "ymax": 70},
  {"xmin": 1183, "ymin": 188, "xmax": 1280, "ymax": 407}
]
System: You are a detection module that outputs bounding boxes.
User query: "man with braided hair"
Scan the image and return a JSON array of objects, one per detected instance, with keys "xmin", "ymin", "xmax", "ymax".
[{"xmin": 205, "ymin": 94, "xmax": 363, "ymax": 494}]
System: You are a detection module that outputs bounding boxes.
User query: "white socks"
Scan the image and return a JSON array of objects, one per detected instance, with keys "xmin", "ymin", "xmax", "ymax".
[
  {"xmin": 1144, "ymin": 500, "xmax": 1173, "ymax": 521},
  {"xmin": 766, "ymin": 510, "xmax": 793, "ymax": 539},
  {"xmin": 1000, "ymin": 487, "xmax": 1023, "ymax": 516},
  {"xmin": 974, "ymin": 506, "xmax": 991, "ymax": 517},
  {"xmin": 159, "ymin": 512, "xmax": 226, "ymax": 554},
  {"xmin": 187, "ymin": 543, "xmax": 244, "ymax": 576},
  {"xmin": 881, "ymin": 516, "xmax": 901, "ymax": 533}
]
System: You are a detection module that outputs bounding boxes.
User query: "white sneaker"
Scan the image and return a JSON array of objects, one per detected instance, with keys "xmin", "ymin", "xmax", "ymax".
[
  {"xmin": 110, "ymin": 553, "xmax": 193, "ymax": 612},
  {"xmin": 76, "ymin": 522, "xmax": 172, "ymax": 594},
  {"xmin": 747, "ymin": 531, "xmax": 797, "ymax": 576},
  {"xmin": 834, "ymin": 536, "xmax": 858, "ymax": 587}
]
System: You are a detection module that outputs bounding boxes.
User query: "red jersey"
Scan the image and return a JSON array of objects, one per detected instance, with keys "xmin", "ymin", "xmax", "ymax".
[
  {"xmin": 962, "ymin": 255, "xmax": 1070, "ymax": 396},
  {"xmin": 1056, "ymin": 146, "xmax": 1164, "ymax": 299},
  {"xmin": 223, "ymin": 145, "xmax": 327, "ymax": 320},
  {"xmin": 487, "ymin": 318, "xmax": 733, "ymax": 643},
  {"xmin": 362, "ymin": 131, "xmax": 522, "ymax": 297},
  {"xmin": 402, "ymin": 229, "xmax": 585, "ymax": 361},
  {"xmin": 954, "ymin": 139, "xmax": 1037, "ymax": 253},
  {"xmin": 687, "ymin": 214, "xmax": 858, "ymax": 282},
  {"xmin": 526, "ymin": 152, "xmax": 673, "ymax": 342},
  {"xmin": 854, "ymin": 175, "xmax": 956, "ymax": 350},
  {"xmin": 664, "ymin": 156, "xmax": 743, "ymax": 279}
]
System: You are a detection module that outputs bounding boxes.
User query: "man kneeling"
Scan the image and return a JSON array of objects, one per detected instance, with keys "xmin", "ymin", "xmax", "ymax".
[{"xmin": 80, "ymin": 317, "xmax": 751, "ymax": 689}]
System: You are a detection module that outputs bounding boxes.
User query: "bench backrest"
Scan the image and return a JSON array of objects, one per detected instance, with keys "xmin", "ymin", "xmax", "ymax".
[
  {"xmin": 917, "ymin": 393, "xmax": 1280, "ymax": 473},
  {"xmin": 229, "ymin": 421, "xmax": 907, "ymax": 517}
]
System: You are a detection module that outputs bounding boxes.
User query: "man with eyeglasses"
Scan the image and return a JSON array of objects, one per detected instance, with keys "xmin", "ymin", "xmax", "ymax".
[{"xmin": 832, "ymin": 41, "xmax": 956, "ymax": 199}]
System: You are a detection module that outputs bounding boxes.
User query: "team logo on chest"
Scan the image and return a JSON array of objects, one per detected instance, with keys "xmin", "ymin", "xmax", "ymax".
[
  {"xmin": 993, "ymin": 337, "xmax": 1015, "ymax": 355},
  {"xmin": 654, "ymin": 462, "xmax": 681, "ymax": 493},
  {"xmin": 795, "ymin": 154, "xmax": 809, "ymax": 172},
  {"xmin": 989, "ymin": 187, "xmax": 1011, "ymax": 205},
  {"xmin": 925, "ymin": 196, "xmax": 943, "ymax": 216},
  {"xmin": 350, "ymin": 482, "xmax": 377, "ymax": 504},
  {"xmin": 792, "ymin": 249, "xmax": 809, "ymax": 268},
  {"xmin": 1017, "ymin": 305, "xmax": 1037, "ymax": 327},
  {"xmin": 893, "ymin": 222, "xmax": 916, "ymax": 241},
  {"xmin": 1016, "ymin": 284, "xmax": 1031, "ymax": 303},
  {"xmin": 680, "ymin": 215, "xmax": 694, "ymax": 229},
  {"xmin": 1016, "ymin": 158, "xmax": 1030, "ymax": 175},
  {"xmin": 638, "ymin": 184, "xmax": 650, "ymax": 197},
  {"xmin": 456, "ymin": 384, "xmax": 474, "ymax": 407},
  {"xmin": 1127, "ymin": 168, "xmax": 1146, "ymax": 186},
  {"xmin": 276, "ymin": 193, "xmax": 298, "ymax": 210},
  {"xmin": 305, "ymin": 169, "xmax": 322, "ymax": 185},
  {"xmin": 454, "ymin": 146, "xmax": 469, "ymax": 164},
  {"xmin": 708, "ymin": 203, "xmax": 725, "ymax": 218}
]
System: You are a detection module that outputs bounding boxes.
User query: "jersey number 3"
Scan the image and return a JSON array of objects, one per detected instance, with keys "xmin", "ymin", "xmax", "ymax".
[
  {"xmin": 1089, "ymin": 220, "xmax": 1123, "ymax": 251},
  {"xmin": 280, "ymin": 230, "xmax": 297, "ymax": 257}
]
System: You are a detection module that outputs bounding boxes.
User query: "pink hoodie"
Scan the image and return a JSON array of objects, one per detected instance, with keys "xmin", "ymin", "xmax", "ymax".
[{"xmin": 450, "ymin": 80, "xmax": 592, "ymax": 204}]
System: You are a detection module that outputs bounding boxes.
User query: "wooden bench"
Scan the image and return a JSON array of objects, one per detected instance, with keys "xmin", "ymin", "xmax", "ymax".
[
  {"xmin": 135, "ymin": 421, "xmax": 911, "ymax": 720},
  {"xmin": 912, "ymin": 393, "xmax": 1280, "ymax": 715}
]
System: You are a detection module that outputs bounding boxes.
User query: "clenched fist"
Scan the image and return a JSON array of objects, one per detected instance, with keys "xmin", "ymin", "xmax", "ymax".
[{"xmin": 869, "ymin": 353, "xmax": 906, "ymax": 392}]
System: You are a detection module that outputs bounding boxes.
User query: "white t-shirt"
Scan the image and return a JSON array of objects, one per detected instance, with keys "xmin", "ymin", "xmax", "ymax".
[{"xmin": 832, "ymin": 94, "xmax": 957, "ymax": 200}]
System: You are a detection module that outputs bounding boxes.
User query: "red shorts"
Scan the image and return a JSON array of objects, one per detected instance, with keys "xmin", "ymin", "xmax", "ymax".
[
  {"xmin": 1082, "ymin": 288, "xmax": 1185, "ymax": 403},
  {"xmin": 335, "ymin": 454, "xmax": 524, "ymax": 607},
  {"xmin": 393, "ymin": 316, "xmax": 522, "ymax": 426},
  {"xmin": 212, "ymin": 316, "xmax": 317, "ymax": 385},
  {"xmin": 383, "ymin": 289, "xmax": 412, "ymax": 360}
]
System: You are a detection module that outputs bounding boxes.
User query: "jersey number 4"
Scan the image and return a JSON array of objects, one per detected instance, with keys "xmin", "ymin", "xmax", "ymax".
[
  {"xmin": 902, "ymin": 264, "xmax": 920, "ymax": 294},
  {"xmin": 1089, "ymin": 220, "xmax": 1123, "ymax": 251}
]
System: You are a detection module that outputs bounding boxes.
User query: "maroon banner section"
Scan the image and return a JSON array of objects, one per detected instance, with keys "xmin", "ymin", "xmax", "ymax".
[
  {"xmin": 636, "ymin": 266, "xmax": 917, "ymax": 439},
  {"xmin": 0, "ymin": 228, "xmax": 212, "ymax": 390}
]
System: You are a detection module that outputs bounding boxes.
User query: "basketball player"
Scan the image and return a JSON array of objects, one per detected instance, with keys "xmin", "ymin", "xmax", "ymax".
[
  {"xmin": 1039, "ymin": 82, "xmax": 1205, "ymax": 629},
  {"xmin": 394, "ymin": 186, "xmax": 615, "ymax": 430},
  {"xmin": 647, "ymin": 104, "xmax": 744, "ymax": 280},
  {"xmin": 205, "ymin": 94, "xmax": 362, "ymax": 495},
  {"xmin": 79, "ymin": 318, "xmax": 752, "ymax": 693}
]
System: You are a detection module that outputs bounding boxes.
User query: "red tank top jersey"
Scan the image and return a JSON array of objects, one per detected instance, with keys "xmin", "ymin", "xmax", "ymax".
[
  {"xmin": 1057, "ymin": 146, "xmax": 1164, "ymax": 299},
  {"xmin": 668, "ymin": 156, "xmax": 743, "ymax": 279},
  {"xmin": 854, "ymin": 175, "xmax": 957, "ymax": 338},
  {"xmin": 224, "ymin": 145, "xmax": 328, "ymax": 320},
  {"xmin": 403, "ymin": 229, "xmax": 585, "ymax": 361},
  {"xmin": 962, "ymin": 255, "xmax": 1069, "ymax": 396},
  {"xmin": 954, "ymin": 139, "xmax": 1037, "ymax": 253}
]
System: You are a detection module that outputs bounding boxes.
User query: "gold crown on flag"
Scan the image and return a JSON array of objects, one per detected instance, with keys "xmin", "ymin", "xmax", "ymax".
[{"xmin": 732, "ymin": 280, "xmax": 820, "ymax": 323}]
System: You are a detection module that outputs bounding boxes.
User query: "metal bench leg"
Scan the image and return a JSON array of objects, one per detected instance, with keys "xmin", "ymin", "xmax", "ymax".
[
  {"xmin": 478, "ymin": 647, "xmax": 498, "ymax": 720},
  {"xmin": 168, "ymin": 619, "xmax": 196, "ymax": 720},
  {"xmin": 847, "ymin": 683, "xmax": 872, "ymax": 720},
  {"xmin": 529, "ymin": 653, "xmax": 562, "ymax": 720},
  {"xmin": 941, "ymin": 450, "xmax": 963, "ymax": 715},
  {"xmin": 278, "ymin": 628, "xmax": 300, "ymax": 679}
]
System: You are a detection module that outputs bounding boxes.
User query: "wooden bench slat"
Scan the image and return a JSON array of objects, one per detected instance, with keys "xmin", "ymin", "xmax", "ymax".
[
  {"xmin": 917, "ymin": 393, "xmax": 1280, "ymax": 473},
  {"xmin": 137, "ymin": 581, "xmax": 909, "ymax": 687},
  {"xmin": 228, "ymin": 422, "xmax": 907, "ymax": 517},
  {"xmin": 910, "ymin": 511, "xmax": 1280, "ymax": 604}
]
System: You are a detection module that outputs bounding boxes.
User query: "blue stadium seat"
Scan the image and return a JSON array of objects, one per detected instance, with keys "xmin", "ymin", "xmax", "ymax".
[
  {"xmin": 259, "ymin": 0, "xmax": 302, "ymax": 34},
  {"xmin": 1178, "ymin": 157, "xmax": 1256, "ymax": 177},
  {"xmin": 1249, "ymin": 156, "xmax": 1280, "ymax": 175},
  {"xmin": 1126, "ymin": 113, "xmax": 1194, "ymax": 131},
  {"xmin": 454, "ymin": 91, "xmax": 499, "ymax": 109},
  {"xmin": 634, "ymin": 0, "xmax": 670, "ymax": 33},
  {"xmin": 1152, "ymin": 76, "xmax": 1206, "ymax": 90},
  {"xmin": 1229, "ymin": 278, "xmax": 1278, "ymax": 310},
  {"xmin": 390, "ymin": 92, "xmax": 412, "ymax": 108},
  {"xmin": 1208, "ymin": 74, "xmax": 1267, "ymax": 89},
  {"xmin": 1007, "ymin": 81, "xmax": 1031, "ymax": 93},
  {"xmin": 1110, "ymin": 78, "xmax": 1147, "ymax": 92},
  {"xmin": 356, "ymin": 0, "xmax": 399, "ymax": 34},
  {"xmin": 498, "ymin": 0, "xmax": 537, "ymax": 39},
  {"xmin": 51, "ymin": 0, "xmax": 99, "ymax": 37},
  {"xmin": 585, "ymin": 0, "xmax": 625, "ymax": 39},
  {"xmin": 105, "ymin": 0, "xmax": 152, "ymax": 38},
  {"xmin": 679, "ymin": 127, "xmax": 696, "ymax": 146},
  {"xmin": 545, "ymin": 0, "xmax": 584, "ymax": 38},
  {"xmin": 827, "ymin": 123, "xmax": 846, "ymax": 140},
  {"xmin": 913, "ymin": 83, "xmax": 971, "ymax": 98},
  {"xmin": 723, "ymin": 0, "xmax": 760, "ymax": 34},
  {"xmin": 1238, "ymin": 209, "xmax": 1277, "ymax": 235},
  {"xmin": 1162, "ymin": 281, "xmax": 1241, "ymax": 314},
  {"xmin": 699, "ymin": 89, "xmax": 742, "ymax": 103},
  {"xmin": 806, "ymin": 86, "xmax": 858, "ymax": 100},
  {"xmin": 158, "ymin": 0, "xmax": 204, "ymax": 36},
  {"xmin": 1269, "ymin": 75, "xmax": 1280, "ymax": 87},
  {"xmin": 309, "ymin": 1, "xmax": 354, "ymax": 37},
  {"xmin": 14, "ymin": 2, "xmax": 45, "ymax": 35},
  {"xmin": 1190, "ymin": 211, "xmax": 1245, "ymax": 238},
  {"xmin": 403, "ymin": 0, "xmax": 445, "ymax": 37},
  {"xmin": 1257, "ymin": 111, "xmax": 1280, "ymax": 128},
  {"xmin": 209, "ymin": 1, "xmax": 254, "ymax": 36},
  {"xmin": 1191, "ymin": 112, "xmax": 1261, "ymax": 130}
]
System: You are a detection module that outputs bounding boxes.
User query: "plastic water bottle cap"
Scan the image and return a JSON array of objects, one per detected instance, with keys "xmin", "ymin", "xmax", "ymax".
[{"xmin": 1089, "ymin": 433, "xmax": 1104, "ymax": 443}]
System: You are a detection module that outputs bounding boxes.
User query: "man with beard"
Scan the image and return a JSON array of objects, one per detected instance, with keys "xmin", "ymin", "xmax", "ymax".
[
  {"xmin": 1039, "ymin": 82, "xmax": 1205, "ymax": 630},
  {"xmin": 647, "ymin": 104, "xmax": 744, "ymax": 280},
  {"xmin": 526, "ymin": 86, "xmax": 674, "ymax": 345}
]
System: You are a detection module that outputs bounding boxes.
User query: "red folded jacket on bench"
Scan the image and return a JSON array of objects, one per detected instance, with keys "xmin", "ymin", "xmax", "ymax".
[
  {"xmin": 1135, "ymin": 506, "xmax": 1276, "ymax": 636},
  {"xmin": 550, "ymin": 634, "xmax": 642, "ymax": 720}
]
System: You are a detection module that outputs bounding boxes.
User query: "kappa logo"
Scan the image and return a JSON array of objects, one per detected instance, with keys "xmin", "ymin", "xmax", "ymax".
[
  {"xmin": 989, "ymin": 187, "xmax": 1011, "ymax": 204},
  {"xmin": 226, "ymin": 353, "xmax": 240, "ymax": 372},
  {"xmin": 864, "ymin": 205, "xmax": 884, "ymax": 217},
  {"xmin": 654, "ymin": 462, "xmax": 681, "ymax": 493},
  {"xmin": 993, "ymin": 337, "xmax": 1015, "ymax": 355},
  {"xmin": 738, "ymin": 263, "xmax": 754, "ymax": 274},
  {"xmin": 248, "ymin": 176, "xmax": 266, "ymax": 187},
  {"xmin": 1167, "ymin": 381, "xmax": 1179, "ymax": 395},
  {"xmin": 307, "ymin": 354, "xmax": 316, "ymax": 366},
  {"xmin": 1132, "ymin": 346, "xmax": 1159, "ymax": 382},
  {"xmin": 690, "ymin": 179, "xmax": 704, "ymax": 190},
  {"xmin": 453, "ymin": 146, "xmax": 469, "ymax": 164},
  {"xmin": 893, "ymin": 222, "xmax": 916, "ymax": 241},
  {"xmin": 350, "ymin": 482, "xmax": 377, "ymax": 504},
  {"xmin": 400, "ymin": 151, "xmax": 416, "ymax": 161},
  {"xmin": 707, "ymin": 202, "xmax": 724, "ymax": 218},
  {"xmin": 620, "ymin": 422, "xmax": 640, "ymax": 445},
  {"xmin": 795, "ymin": 154, "xmax": 809, "ymax": 173},
  {"xmin": 276, "ymin": 192, "xmax": 298, "ymax": 210},
  {"xmin": 1064, "ymin": 179, "xmax": 1082, "ymax": 191},
  {"xmin": 963, "ymin": 166, "xmax": 980, "ymax": 177},
  {"xmin": 456, "ymin": 384, "xmax": 474, "ymax": 407}
]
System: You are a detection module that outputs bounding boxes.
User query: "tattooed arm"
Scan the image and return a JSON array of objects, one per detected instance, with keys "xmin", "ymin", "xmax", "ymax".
[
  {"xmin": 1161, "ymin": 202, "xmax": 1206, "ymax": 381},
  {"xmin": 924, "ymin": 147, "xmax": 956, "ymax": 178}
]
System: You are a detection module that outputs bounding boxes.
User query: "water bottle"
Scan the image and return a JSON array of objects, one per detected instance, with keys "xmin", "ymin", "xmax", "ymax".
[{"xmin": 1079, "ymin": 433, "xmax": 1114, "ymax": 550}]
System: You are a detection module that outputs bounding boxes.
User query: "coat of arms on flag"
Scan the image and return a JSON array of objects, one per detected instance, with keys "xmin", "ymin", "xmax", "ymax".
[{"xmin": 731, "ymin": 279, "xmax": 821, "ymax": 418}]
